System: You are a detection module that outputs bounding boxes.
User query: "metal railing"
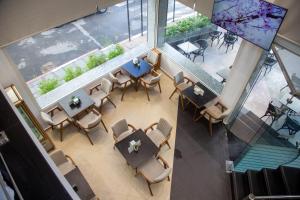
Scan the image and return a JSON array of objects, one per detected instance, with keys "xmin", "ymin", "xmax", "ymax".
[{"xmin": 243, "ymin": 193, "xmax": 300, "ymax": 200}]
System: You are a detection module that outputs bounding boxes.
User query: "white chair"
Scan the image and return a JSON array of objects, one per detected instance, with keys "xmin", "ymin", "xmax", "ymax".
[
  {"xmin": 50, "ymin": 150, "xmax": 76, "ymax": 175},
  {"xmin": 109, "ymin": 70, "xmax": 134, "ymax": 101},
  {"xmin": 145, "ymin": 118, "xmax": 172, "ymax": 151},
  {"xmin": 89, "ymin": 78, "xmax": 116, "ymax": 112},
  {"xmin": 137, "ymin": 155, "xmax": 171, "ymax": 196},
  {"xmin": 75, "ymin": 108, "xmax": 108, "ymax": 145},
  {"xmin": 40, "ymin": 106, "xmax": 72, "ymax": 142},
  {"xmin": 140, "ymin": 69, "xmax": 162, "ymax": 101},
  {"xmin": 144, "ymin": 49, "xmax": 160, "ymax": 69},
  {"xmin": 111, "ymin": 119, "xmax": 136, "ymax": 147}
]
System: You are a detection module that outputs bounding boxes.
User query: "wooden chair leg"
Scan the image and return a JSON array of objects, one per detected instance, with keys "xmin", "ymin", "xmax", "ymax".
[
  {"xmin": 209, "ymin": 116, "xmax": 213, "ymax": 136},
  {"xmin": 167, "ymin": 176, "xmax": 170, "ymax": 181},
  {"xmin": 60, "ymin": 124, "xmax": 63, "ymax": 142},
  {"xmin": 169, "ymin": 88, "xmax": 177, "ymax": 99},
  {"xmin": 166, "ymin": 140, "xmax": 171, "ymax": 149},
  {"xmin": 84, "ymin": 131, "xmax": 94, "ymax": 145},
  {"xmin": 158, "ymin": 82, "xmax": 162, "ymax": 93},
  {"xmin": 144, "ymin": 84, "xmax": 150, "ymax": 101},
  {"xmin": 101, "ymin": 119, "xmax": 108, "ymax": 132},
  {"xmin": 147, "ymin": 181, "xmax": 153, "ymax": 196},
  {"xmin": 121, "ymin": 83, "xmax": 128, "ymax": 101},
  {"xmin": 107, "ymin": 97, "xmax": 116, "ymax": 108},
  {"xmin": 180, "ymin": 95, "xmax": 184, "ymax": 110}
]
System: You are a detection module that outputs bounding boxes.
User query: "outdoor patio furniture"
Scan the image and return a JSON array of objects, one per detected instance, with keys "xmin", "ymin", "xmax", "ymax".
[
  {"xmin": 140, "ymin": 69, "xmax": 162, "ymax": 101},
  {"xmin": 41, "ymin": 106, "xmax": 72, "ymax": 142},
  {"xmin": 177, "ymin": 41, "xmax": 199, "ymax": 59},
  {"xmin": 111, "ymin": 119, "xmax": 136, "ymax": 147},
  {"xmin": 144, "ymin": 118, "xmax": 172, "ymax": 151},
  {"xmin": 262, "ymin": 53, "xmax": 277, "ymax": 76},
  {"xmin": 89, "ymin": 78, "xmax": 116, "ymax": 112},
  {"xmin": 49, "ymin": 150, "xmax": 77, "ymax": 175},
  {"xmin": 169, "ymin": 71, "xmax": 195, "ymax": 108},
  {"xmin": 209, "ymin": 30, "xmax": 222, "ymax": 46},
  {"xmin": 260, "ymin": 100, "xmax": 285, "ymax": 125},
  {"xmin": 136, "ymin": 155, "xmax": 171, "ymax": 196},
  {"xmin": 109, "ymin": 70, "xmax": 134, "ymax": 101},
  {"xmin": 276, "ymin": 115, "xmax": 300, "ymax": 135},
  {"xmin": 191, "ymin": 39, "xmax": 208, "ymax": 62},
  {"xmin": 219, "ymin": 33, "xmax": 238, "ymax": 53},
  {"xmin": 75, "ymin": 108, "xmax": 108, "ymax": 145},
  {"xmin": 144, "ymin": 49, "xmax": 160, "ymax": 70},
  {"xmin": 200, "ymin": 99, "xmax": 231, "ymax": 136}
]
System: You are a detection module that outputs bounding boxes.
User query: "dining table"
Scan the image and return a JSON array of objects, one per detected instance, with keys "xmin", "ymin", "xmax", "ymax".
[{"xmin": 177, "ymin": 41, "xmax": 199, "ymax": 58}]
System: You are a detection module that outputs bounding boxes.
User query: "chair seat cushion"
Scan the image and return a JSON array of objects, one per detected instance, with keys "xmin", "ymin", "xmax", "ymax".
[
  {"xmin": 116, "ymin": 130, "xmax": 133, "ymax": 142},
  {"xmin": 52, "ymin": 111, "xmax": 69, "ymax": 125},
  {"xmin": 139, "ymin": 158, "xmax": 170, "ymax": 183},
  {"xmin": 77, "ymin": 112, "xmax": 101, "ymax": 129},
  {"xmin": 58, "ymin": 162, "xmax": 76, "ymax": 176},
  {"xmin": 117, "ymin": 74, "xmax": 131, "ymax": 85},
  {"xmin": 90, "ymin": 90, "xmax": 107, "ymax": 108},
  {"xmin": 147, "ymin": 129, "xmax": 165, "ymax": 147},
  {"xmin": 176, "ymin": 83, "xmax": 189, "ymax": 92},
  {"xmin": 203, "ymin": 105, "xmax": 223, "ymax": 119}
]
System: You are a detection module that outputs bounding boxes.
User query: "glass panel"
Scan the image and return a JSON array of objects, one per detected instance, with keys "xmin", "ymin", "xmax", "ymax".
[{"xmin": 17, "ymin": 106, "xmax": 44, "ymax": 141}]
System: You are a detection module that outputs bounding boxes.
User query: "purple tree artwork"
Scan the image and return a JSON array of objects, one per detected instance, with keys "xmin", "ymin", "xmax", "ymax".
[{"xmin": 212, "ymin": 0, "xmax": 287, "ymax": 50}]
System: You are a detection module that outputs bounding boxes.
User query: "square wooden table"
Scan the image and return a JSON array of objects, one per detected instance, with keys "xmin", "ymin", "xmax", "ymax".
[
  {"xmin": 177, "ymin": 41, "xmax": 199, "ymax": 54},
  {"xmin": 115, "ymin": 129, "xmax": 159, "ymax": 168},
  {"xmin": 65, "ymin": 167, "xmax": 96, "ymax": 200},
  {"xmin": 182, "ymin": 82, "xmax": 217, "ymax": 121},
  {"xmin": 58, "ymin": 89, "xmax": 94, "ymax": 118}
]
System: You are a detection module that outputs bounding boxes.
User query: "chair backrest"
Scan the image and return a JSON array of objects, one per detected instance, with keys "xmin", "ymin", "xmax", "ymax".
[
  {"xmin": 41, "ymin": 111, "xmax": 54, "ymax": 125},
  {"xmin": 50, "ymin": 150, "xmax": 68, "ymax": 166},
  {"xmin": 219, "ymin": 108, "xmax": 231, "ymax": 120},
  {"xmin": 149, "ymin": 74, "xmax": 161, "ymax": 85},
  {"xmin": 157, "ymin": 118, "xmax": 172, "ymax": 137},
  {"xmin": 153, "ymin": 168, "xmax": 172, "ymax": 183},
  {"xmin": 173, "ymin": 71, "xmax": 184, "ymax": 86},
  {"xmin": 111, "ymin": 119, "xmax": 129, "ymax": 138},
  {"xmin": 100, "ymin": 78, "xmax": 112, "ymax": 94},
  {"xmin": 87, "ymin": 113, "xmax": 101, "ymax": 129},
  {"xmin": 147, "ymin": 51, "xmax": 159, "ymax": 65},
  {"xmin": 109, "ymin": 72, "xmax": 118, "ymax": 83}
]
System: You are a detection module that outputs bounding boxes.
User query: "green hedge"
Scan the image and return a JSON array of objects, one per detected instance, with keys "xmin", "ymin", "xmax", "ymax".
[
  {"xmin": 38, "ymin": 44, "xmax": 125, "ymax": 94},
  {"xmin": 166, "ymin": 15, "xmax": 211, "ymax": 37}
]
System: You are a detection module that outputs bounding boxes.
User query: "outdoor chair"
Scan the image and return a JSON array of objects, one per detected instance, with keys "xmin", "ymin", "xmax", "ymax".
[
  {"xmin": 144, "ymin": 49, "xmax": 160, "ymax": 70},
  {"xmin": 200, "ymin": 99, "xmax": 231, "ymax": 136},
  {"xmin": 75, "ymin": 108, "xmax": 108, "ymax": 145},
  {"xmin": 136, "ymin": 155, "xmax": 171, "ymax": 196},
  {"xmin": 169, "ymin": 71, "xmax": 195, "ymax": 109},
  {"xmin": 219, "ymin": 33, "xmax": 238, "ymax": 53},
  {"xmin": 209, "ymin": 30, "xmax": 222, "ymax": 46},
  {"xmin": 111, "ymin": 119, "xmax": 136, "ymax": 148},
  {"xmin": 109, "ymin": 70, "xmax": 134, "ymax": 101},
  {"xmin": 89, "ymin": 78, "xmax": 116, "ymax": 112},
  {"xmin": 50, "ymin": 150, "xmax": 77, "ymax": 175},
  {"xmin": 191, "ymin": 39, "xmax": 208, "ymax": 62},
  {"xmin": 144, "ymin": 118, "xmax": 172, "ymax": 151},
  {"xmin": 262, "ymin": 53, "xmax": 277, "ymax": 76},
  {"xmin": 140, "ymin": 69, "xmax": 162, "ymax": 101},
  {"xmin": 41, "ymin": 106, "xmax": 72, "ymax": 142},
  {"xmin": 276, "ymin": 115, "xmax": 300, "ymax": 135},
  {"xmin": 260, "ymin": 100, "xmax": 285, "ymax": 125}
]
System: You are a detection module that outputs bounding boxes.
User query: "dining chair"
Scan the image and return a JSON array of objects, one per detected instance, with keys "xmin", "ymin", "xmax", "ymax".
[
  {"xmin": 109, "ymin": 70, "xmax": 134, "ymax": 101},
  {"xmin": 262, "ymin": 53, "xmax": 277, "ymax": 76},
  {"xmin": 260, "ymin": 100, "xmax": 285, "ymax": 125},
  {"xmin": 200, "ymin": 99, "xmax": 231, "ymax": 136},
  {"xmin": 136, "ymin": 155, "xmax": 171, "ymax": 196},
  {"xmin": 169, "ymin": 71, "xmax": 195, "ymax": 109},
  {"xmin": 89, "ymin": 78, "xmax": 116, "ymax": 112},
  {"xmin": 191, "ymin": 40, "xmax": 208, "ymax": 62},
  {"xmin": 144, "ymin": 118, "xmax": 172, "ymax": 151},
  {"xmin": 111, "ymin": 119, "xmax": 136, "ymax": 148},
  {"xmin": 40, "ymin": 106, "xmax": 72, "ymax": 142},
  {"xmin": 219, "ymin": 33, "xmax": 238, "ymax": 53},
  {"xmin": 277, "ymin": 115, "xmax": 300, "ymax": 135},
  {"xmin": 144, "ymin": 49, "xmax": 160, "ymax": 69},
  {"xmin": 209, "ymin": 30, "xmax": 222, "ymax": 46},
  {"xmin": 49, "ymin": 150, "xmax": 77, "ymax": 175},
  {"xmin": 140, "ymin": 69, "xmax": 162, "ymax": 101},
  {"xmin": 75, "ymin": 108, "xmax": 108, "ymax": 145}
]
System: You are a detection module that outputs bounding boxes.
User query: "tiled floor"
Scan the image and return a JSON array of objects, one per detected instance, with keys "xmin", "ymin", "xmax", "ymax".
[{"xmin": 47, "ymin": 72, "xmax": 178, "ymax": 200}]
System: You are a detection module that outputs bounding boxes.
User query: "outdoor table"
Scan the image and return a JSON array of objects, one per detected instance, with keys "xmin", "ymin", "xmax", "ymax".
[
  {"xmin": 177, "ymin": 41, "xmax": 199, "ymax": 57},
  {"xmin": 115, "ymin": 129, "xmax": 159, "ymax": 169},
  {"xmin": 58, "ymin": 89, "xmax": 94, "ymax": 118},
  {"xmin": 181, "ymin": 82, "xmax": 217, "ymax": 121}
]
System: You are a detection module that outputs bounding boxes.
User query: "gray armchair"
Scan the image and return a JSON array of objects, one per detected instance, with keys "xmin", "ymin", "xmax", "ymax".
[
  {"xmin": 140, "ymin": 69, "xmax": 162, "ymax": 101},
  {"xmin": 50, "ymin": 150, "xmax": 76, "ymax": 175},
  {"xmin": 111, "ymin": 119, "xmax": 136, "ymax": 148},
  {"xmin": 145, "ymin": 118, "xmax": 172, "ymax": 151},
  {"xmin": 137, "ymin": 155, "xmax": 171, "ymax": 196},
  {"xmin": 41, "ymin": 106, "xmax": 72, "ymax": 142},
  {"xmin": 109, "ymin": 70, "xmax": 133, "ymax": 101},
  {"xmin": 89, "ymin": 78, "xmax": 116, "ymax": 112}
]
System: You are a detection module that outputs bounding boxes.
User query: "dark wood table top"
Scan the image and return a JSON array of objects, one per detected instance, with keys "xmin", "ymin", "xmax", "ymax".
[
  {"xmin": 58, "ymin": 89, "xmax": 94, "ymax": 118},
  {"xmin": 65, "ymin": 167, "xmax": 96, "ymax": 200},
  {"xmin": 115, "ymin": 129, "xmax": 159, "ymax": 168},
  {"xmin": 122, "ymin": 59, "xmax": 151, "ymax": 79},
  {"xmin": 182, "ymin": 82, "xmax": 217, "ymax": 109}
]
